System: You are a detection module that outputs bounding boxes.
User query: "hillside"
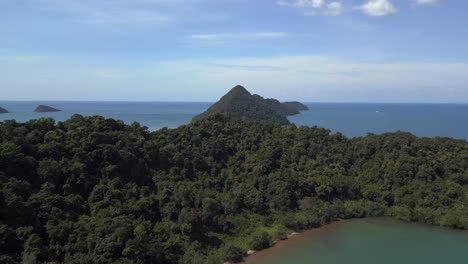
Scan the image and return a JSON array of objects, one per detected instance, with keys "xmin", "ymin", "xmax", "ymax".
[
  {"xmin": 0, "ymin": 107, "xmax": 8, "ymax": 114},
  {"xmin": 283, "ymin": 101, "xmax": 309, "ymax": 111},
  {"xmin": 0, "ymin": 114, "xmax": 466, "ymax": 263},
  {"xmin": 193, "ymin": 85, "xmax": 308, "ymax": 124}
]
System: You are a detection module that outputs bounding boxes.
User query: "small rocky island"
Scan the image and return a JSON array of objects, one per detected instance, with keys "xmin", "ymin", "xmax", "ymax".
[
  {"xmin": 0, "ymin": 107, "xmax": 9, "ymax": 114},
  {"xmin": 193, "ymin": 85, "xmax": 309, "ymax": 125},
  {"xmin": 34, "ymin": 105, "xmax": 61, "ymax": 112}
]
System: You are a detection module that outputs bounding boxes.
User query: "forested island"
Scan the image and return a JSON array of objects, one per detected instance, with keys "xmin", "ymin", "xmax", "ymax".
[
  {"xmin": 34, "ymin": 105, "xmax": 61, "ymax": 113},
  {"xmin": 193, "ymin": 85, "xmax": 308, "ymax": 125},
  {"xmin": 1, "ymin": 112, "xmax": 467, "ymax": 263},
  {"xmin": 0, "ymin": 107, "xmax": 9, "ymax": 114}
]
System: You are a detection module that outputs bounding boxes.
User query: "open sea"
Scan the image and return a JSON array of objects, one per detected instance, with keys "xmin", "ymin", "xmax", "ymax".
[{"xmin": 1, "ymin": 101, "xmax": 468, "ymax": 140}]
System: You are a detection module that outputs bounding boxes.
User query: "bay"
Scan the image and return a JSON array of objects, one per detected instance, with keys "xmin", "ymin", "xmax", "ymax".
[{"xmin": 246, "ymin": 218, "xmax": 468, "ymax": 264}]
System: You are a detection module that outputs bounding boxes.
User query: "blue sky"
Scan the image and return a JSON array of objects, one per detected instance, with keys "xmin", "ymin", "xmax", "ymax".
[{"xmin": 1, "ymin": 0, "xmax": 467, "ymax": 102}]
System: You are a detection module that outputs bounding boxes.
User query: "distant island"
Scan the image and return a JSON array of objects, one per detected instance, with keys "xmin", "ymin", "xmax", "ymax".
[
  {"xmin": 34, "ymin": 105, "xmax": 61, "ymax": 112},
  {"xmin": 193, "ymin": 85, "xmax": 309, "ymax": 124},
  {"xmin": 0, "ymin": 107, "xmax": 8, "ymax": 114}
]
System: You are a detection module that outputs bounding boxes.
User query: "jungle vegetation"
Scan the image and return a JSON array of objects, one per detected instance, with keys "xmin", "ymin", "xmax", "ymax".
[{"xmin": 0, "ymin": 114, "xmax": 467, "ymax": 263}]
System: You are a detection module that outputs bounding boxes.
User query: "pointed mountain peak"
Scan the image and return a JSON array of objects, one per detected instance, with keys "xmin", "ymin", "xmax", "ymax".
[
  {"xmin": 193, "ymin": 85, "xmax": 308, "ymax": 125},
  {"xmin": 226, "ymin": 85, "xmax": 251, "ymax": 97}
]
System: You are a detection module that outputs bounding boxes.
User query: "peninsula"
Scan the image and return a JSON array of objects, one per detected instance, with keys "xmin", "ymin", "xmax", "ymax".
[
  {"xmin": 283, "ymin": 101, "xmax": 309, "ymax": 111},
  {"xmin": 34, "ymin": 105, "xmax": 61, "ymax": 112},
  {"xmin": 193, "ymin": 85, "xmax": 308, "ymax": 124},
  {"xmin": 0, "ymin": 107, "xmax": 8, "ymax": 114}
]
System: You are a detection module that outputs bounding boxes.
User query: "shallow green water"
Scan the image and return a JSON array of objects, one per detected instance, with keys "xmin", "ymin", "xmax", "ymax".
[{"xmin": 246, "ymin": 218, "xmax": 468, "ymax": 264}]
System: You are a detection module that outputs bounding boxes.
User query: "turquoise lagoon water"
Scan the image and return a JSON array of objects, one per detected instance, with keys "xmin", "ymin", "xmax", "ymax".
[{"xmin": 246, "ymin": 218, "xmax": 468, "ymax": 264}]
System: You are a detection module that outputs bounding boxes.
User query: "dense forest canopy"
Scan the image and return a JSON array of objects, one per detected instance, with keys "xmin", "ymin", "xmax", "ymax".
[
  {"xmin": 0, "ymin": 114, "xmax": 467, "ymax": 263},
  {"xmin": 192, "ymin": 85, "xmax": 308, "ymax": 124}
]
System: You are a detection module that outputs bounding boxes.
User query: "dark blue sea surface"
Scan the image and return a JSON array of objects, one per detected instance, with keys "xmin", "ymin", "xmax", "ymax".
[
  {"xmin": 1, "ymin": 101, "xmax": 467, "ymax": 140},
  {"xmin": 290, "ymin": 103, "xmax": 468, "ymax": 140},
  {"xmin": 0, "ymin": 101, "xmax": 211, "ymax": 131}
]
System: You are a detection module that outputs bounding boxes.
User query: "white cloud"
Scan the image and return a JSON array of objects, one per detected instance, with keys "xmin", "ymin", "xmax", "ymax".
[
  {"xmin": 277, "ymin": 0, "xmax": 324, "ymax": 8},
  {"xmin": 76, "ymin": 10, "xmax": 169, "ymax": 25},
  {"xmin": 33, "ymin": 0, "xmax": 174, "ymax": 25},
  {"xmin": 151, "ymin": 56, "xmax": 468, "ymax": 102},
  {"xmin": 94, "ymin": 69, "xmax": 127, "ymax": 79},
  {"xmin": 189, "ymin": 32, "xmax": 288, "ymax": 43},
  {"xmin": 278, "ymin": 0, "xmax": 343, "ymax": 16},
  {"xmin": 357, "ymin": 0, "xmax": 397, "ymax": 16},
  {"xmin": 326, "ymin": 2, "xmax": 343, "ymax": 16},
  {"xmin": 415, "ymin": 0, "xmax": 441, "ymax": 5},
  {"xmin": 295, "ymin": 0, "xmax": 325, "ymax": 8},
  {"xmin": 2, "ymin": 54, "xmax": 468, "ymax": 102},
  {"xmin": 15, "ymin": 56, "xmax": 46, "ymax": 63}
]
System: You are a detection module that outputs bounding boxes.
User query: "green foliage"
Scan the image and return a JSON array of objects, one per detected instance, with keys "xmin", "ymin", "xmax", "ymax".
[
  {"xmin": 0, "ymin": 114, "xmax": 467, "ymax": 263},
  {"xmin": 248, "ymin": 231, "xmax": 272, "ymax": 250},
  {"xmin": 282, "ymin": 101, "xmax": 309, "ymax": 111},
  {"xmin": 193, "ymin": 85, "xmax": 307, "ymax": 124},
  {"xmin": 223, "ymin": 245, "xmax": 244, "ymax": 263}
]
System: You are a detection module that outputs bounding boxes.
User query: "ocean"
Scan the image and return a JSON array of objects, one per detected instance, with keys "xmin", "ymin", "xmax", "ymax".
[
  {"xmin": 1, "ymin": 101, "xmax": 468, "ymax": 140},
  {"xmin": 0, "ymin": 101, "xmax": 211, "ymax": 131}
]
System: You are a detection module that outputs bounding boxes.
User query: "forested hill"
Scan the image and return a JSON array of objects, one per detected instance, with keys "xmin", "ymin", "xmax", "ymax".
[
  {"xmin": 1, "ymin": 114, "xmax": 467, "ymax": 263},
  {"xmin": 192, "ymin": 85, "xmax": 308, "ymax": 124}
]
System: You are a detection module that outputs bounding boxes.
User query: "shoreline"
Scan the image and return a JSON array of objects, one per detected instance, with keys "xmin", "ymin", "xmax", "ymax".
[
  {"xmin": 241, "ymin": 219, "xmax": 346, "ymax": 263},
  {"xmin": 238, "ymin": 217, "xmax": 468, "ymax": 264}
]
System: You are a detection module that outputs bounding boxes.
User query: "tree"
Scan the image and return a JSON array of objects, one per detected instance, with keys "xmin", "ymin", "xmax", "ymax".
[{"xmin": 248, "ymin": 231, "xmax": 272, "ymax": 250}]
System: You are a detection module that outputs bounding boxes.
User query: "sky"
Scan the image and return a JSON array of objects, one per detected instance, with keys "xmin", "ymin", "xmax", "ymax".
[{"xmin": 0, "ymin": 0, "xmax": 467, "ymax": 102}]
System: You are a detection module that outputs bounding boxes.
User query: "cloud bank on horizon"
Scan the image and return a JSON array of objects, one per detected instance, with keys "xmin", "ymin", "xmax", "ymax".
[{"xmin": 0, "ymin": 0, "xmax": 466, "ymax": 102}]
